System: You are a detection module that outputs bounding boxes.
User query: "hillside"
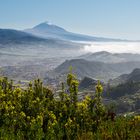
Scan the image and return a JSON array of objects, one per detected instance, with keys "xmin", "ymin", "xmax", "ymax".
[
  {"xmin": 109, "ymin": 68, "xmax": 140, "ymax": 86},
  {"xmin": 103, "ymin": 69, "xmax": 140, "ymax": 113},
  {"xmin": 0, "ymin": 28, "xmax": 82, "ymax": 48},
  {"xmin": 50, "ymin": 59, "xmax": 140, "ymax": 82},
  {"xmin": 79, "ymin": 77, "xmax": 98, "ymax": 90},
  {"xmin": 78, "ymin": 51, "xmax": 140, "ymax": 63},
  {"xmin": 0, "ymin": 29, "xmax": 47, "ymax": 45}
]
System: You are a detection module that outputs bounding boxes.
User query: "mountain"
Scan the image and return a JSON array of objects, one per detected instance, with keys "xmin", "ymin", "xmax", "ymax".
[
  {"xmin": 25, "ymin": 22, "xmax": 131, "ymax": 42},
  {"xmin": 48, "ymin": 59, "xmax": 140, "ymax": 82},
  {"xmin": 29, "ymin": 22, "xmax": 67, "ymax": 34},
  {"xmin": 0, "ymin": 28, "xmax": 83, "ymax": 66},
  {"xmin": 126, "ymin": 68, "xmax": 140, "ymax": 82},
  {"xmin": 103, "ymin": 68, "xmax": 140, "ymax": 99},
  {"xmin": 78, "ymin": 51, "xmax": 140, "ymax": 63},
  {"xmin": 106, "ymin": 80, "xmax": 140, "ymax": 99},
  {"xmin": 109, "ymin": 68, "xmax": 140, "ymax": 86},
  {"xmin": 0, "ymin": 28, "xmax": 81, "ymax": 47},
  {"xmin": 0, "ymin": 29, "xmax": 78, "ymax": 47},
  {"xmin": 102, "ymin": 68, "xmax": 140, "ymax": 113},
  {"xmin": 0, "ymin": 29, "xmax": 48, "ymax": 46}
]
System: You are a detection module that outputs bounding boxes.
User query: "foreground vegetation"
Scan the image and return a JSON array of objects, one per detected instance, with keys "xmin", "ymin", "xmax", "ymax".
[{"xmin": 0, "ymin": 73, "xmax": 140, "ymax": 140}]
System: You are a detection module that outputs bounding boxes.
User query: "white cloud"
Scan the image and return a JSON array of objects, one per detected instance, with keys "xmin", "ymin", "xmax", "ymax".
[{"xmin": 83, "ymin": 42, "xmax": 140, "ymax": 54}]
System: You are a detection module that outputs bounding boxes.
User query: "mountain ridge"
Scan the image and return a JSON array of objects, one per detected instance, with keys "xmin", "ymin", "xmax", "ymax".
[
  {"xmin": 109, "ymin": 68, "xmax": 140, "ymax": 86},
  {"xmin": 48, "ymin": 59, "xmax": 140, "ymax": 82},
  {"xmin": 24, "ymin": 22, "xmax": 139, "ymax": 42},
  {"xmin": 78, "ymin": 51, "xmax": 140, "ymax": 63}
]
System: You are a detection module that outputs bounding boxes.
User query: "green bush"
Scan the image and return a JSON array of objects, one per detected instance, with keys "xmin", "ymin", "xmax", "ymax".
[{"xmin": 0, "ymin": 73, "xmax": 139, "ymax": 140}]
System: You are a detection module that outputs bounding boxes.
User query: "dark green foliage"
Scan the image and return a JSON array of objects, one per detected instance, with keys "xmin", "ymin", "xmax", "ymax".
[
  {"xmin": 106, "ymin": 81, "xmax": 140, "ymax": 99},
  {"xmin": 79, "ymin": 77, "xmax": 97, "ymax": 90}
]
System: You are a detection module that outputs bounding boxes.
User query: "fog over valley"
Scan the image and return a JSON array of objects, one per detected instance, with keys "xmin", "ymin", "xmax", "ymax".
[
  {"xmin": 1, "ymin": 22, "xmax": 140, "ymax": 85},
  {"xmin": 83, "ymin": 41, "xmax": 140, "ymax": 54}
]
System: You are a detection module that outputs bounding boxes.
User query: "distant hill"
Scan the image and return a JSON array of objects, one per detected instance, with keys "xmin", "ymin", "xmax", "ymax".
[
  {"xmin": 109, "ymin": 68, "xmax": 140, "ymax": 86},
  {"xmin": 126, "ymin": 68, "xmax": 140, "ymax": 82},
  {"xmin": 25, "ymin": 22, "xmax": 132, "ymax": 42},
  {"xmin": 49, "ymin": 59, "xmax": 140, "ymax": 82},
  {"xmin": 105, "ymin": 81, "xmax": 140, "ymax": 100},
  {"xmin": 104, "ymin": 68, "xmax": 140, "ymax": 99},
  {"xmin": 79, "ymin": 77, "xmax": 98, "ymax": 90},
  {"xmin": 78, "ymin": 51, "xmax": 140, "ymax": 63}
]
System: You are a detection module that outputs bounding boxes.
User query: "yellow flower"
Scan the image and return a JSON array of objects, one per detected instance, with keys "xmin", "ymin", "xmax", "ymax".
[
  {"xmin": 20, "ymin": 111, "xmax": 26, "ymax": 117},
  {"xmin": 134, "ymin": 115, "xmax": 140, "ymax": 121},
  {"xmin": 31, "ymin": 118, "xmax": 36, "ymax": 123},
  {"xmin": 37, "ymin": 115, "xmax": 43, "ymax": 125},
  {"xmin": 52, "ymin": 120, "xmax": 57, "ymax": 127},
  {"xmin": 36, "ymin": 97, "xmax": 40, "ymax": 102},
  {"xmin": 27, "ymin": 116, "xmax": 30, "ymax": 120},
  {"xmin": 11, "ymin": 106, "xmax": 15, "ymax": 110},
  {"xmin": 95, "ymin": 81, "xmax": 103, "ymax": 93}
]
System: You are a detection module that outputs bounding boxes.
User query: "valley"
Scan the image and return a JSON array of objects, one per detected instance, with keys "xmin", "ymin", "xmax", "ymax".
[
  {"xmin": 1, "ymin": 1, "xmax": 140, "ymax": 139},
  {"xmin": 0, "ymin": 22, "xmax": 140, "ymax": 115}
]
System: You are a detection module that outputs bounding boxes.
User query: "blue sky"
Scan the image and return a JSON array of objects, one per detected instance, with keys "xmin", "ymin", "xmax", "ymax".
[{"xmin": 0, "ymin": 0, "xmax": 140, "ymax": 40}]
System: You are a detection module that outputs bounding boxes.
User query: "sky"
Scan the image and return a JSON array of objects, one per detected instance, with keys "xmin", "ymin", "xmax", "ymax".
[{"xmin": 0, "ymin": 0, "xmax": 140, "ymax": 40}]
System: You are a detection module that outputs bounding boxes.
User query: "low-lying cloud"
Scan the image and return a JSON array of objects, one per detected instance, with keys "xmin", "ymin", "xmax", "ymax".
[{"xmin": 83, "ymin": 42, "xmax": 140, "ymax": 54}]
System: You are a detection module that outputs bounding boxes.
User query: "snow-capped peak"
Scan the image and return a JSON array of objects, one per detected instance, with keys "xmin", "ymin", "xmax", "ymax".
[{"xmin": 44, "ymin": 21, "xmax": 53, "ymax": 25}]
